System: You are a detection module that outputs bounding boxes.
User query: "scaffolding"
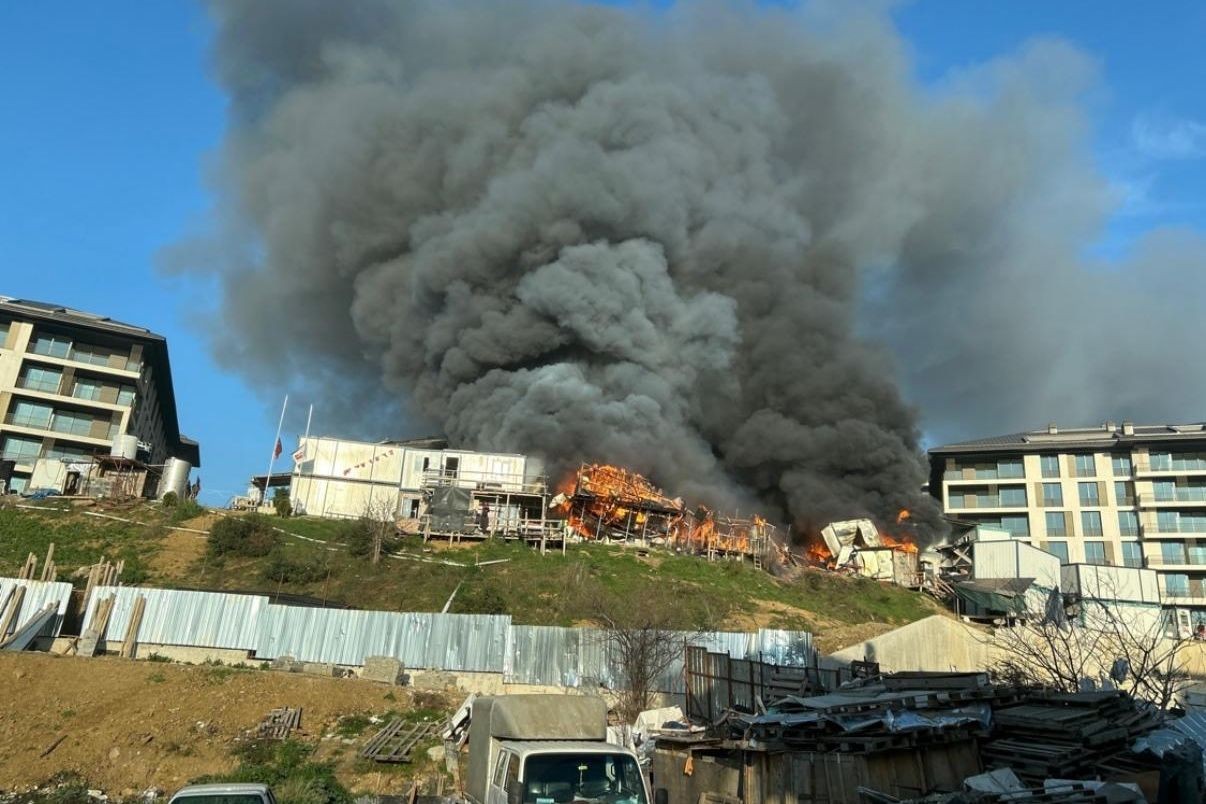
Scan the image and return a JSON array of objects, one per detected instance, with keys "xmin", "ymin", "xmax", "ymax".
[{"xmin": 419, "ymin": 467, "xmax": 561, "ymax": 550}]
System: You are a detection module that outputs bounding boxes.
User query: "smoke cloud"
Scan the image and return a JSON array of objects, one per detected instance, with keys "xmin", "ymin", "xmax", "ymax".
[{"xmin": 170, "ymin": 0, "xmax": 1206, "ymax": 537}]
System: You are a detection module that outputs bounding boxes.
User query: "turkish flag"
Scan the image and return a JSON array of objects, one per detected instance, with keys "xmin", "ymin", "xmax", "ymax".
[{"xmin": 273, "ymin": 438, "xmax": 282, "ymax": 460}]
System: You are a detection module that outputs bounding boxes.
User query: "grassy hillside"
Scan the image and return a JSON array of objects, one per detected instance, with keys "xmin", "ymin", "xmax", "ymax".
[{"xmin": 0, "ymin": 499, "xmax": 940, "ymax": 645}]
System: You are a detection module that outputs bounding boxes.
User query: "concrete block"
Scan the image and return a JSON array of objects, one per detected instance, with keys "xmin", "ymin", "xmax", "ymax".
[
  {"xmin": 363, "ymin": 656, "xmax": 408, "ymax": 685},
  {"xmin": 302, "ymin": 662, "xmax": 338, "ymax": 677},
  {"xmin": 271, "ymin": 655, "xmax": 304, "ymax": 673},
  {"xmin": 412, "ymin": 670, "xmax": 457, "ymax": 691}
]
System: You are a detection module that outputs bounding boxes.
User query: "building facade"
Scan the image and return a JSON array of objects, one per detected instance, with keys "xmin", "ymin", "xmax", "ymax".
[
  {"xmin": 0, "ymin": 297, "xmax": 199, "ymax": 493},
  {"xmin": 930, "ymin": 422, "xmax": 1206, "ymax": 622}
]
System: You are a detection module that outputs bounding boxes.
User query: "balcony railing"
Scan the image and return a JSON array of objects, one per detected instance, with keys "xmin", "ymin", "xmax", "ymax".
[
  {"xmin": 1141, "ymin": 490, "xmax": 1206, "ymax": 505},
  {"xmin": 947, "ymin": 496, "xmax": 1028, "ymax": 509},
  {"xmin": 17, "ymin": 376, "xmax": 63, "ymax": 394}
]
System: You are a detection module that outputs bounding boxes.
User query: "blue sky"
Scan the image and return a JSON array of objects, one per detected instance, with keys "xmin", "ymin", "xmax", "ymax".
[{"xmin": 2, "ymin": 2, "xmax": 1205, "ymax": 504}]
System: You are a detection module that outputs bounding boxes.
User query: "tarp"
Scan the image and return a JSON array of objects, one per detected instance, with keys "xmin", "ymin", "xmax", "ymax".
[
  {"xmin": 953, "ymin": 581, "xmax": 1027, "ymax": 616},
  {"xmin": 429, "ymin": 486, "xmax": 474, "ymax": 533}
]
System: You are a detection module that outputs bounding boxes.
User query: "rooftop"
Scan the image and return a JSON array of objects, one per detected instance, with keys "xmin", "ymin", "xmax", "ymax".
[{"xmin": 930, "ymin": 421, "xmax": 1206, "ymax": 455}]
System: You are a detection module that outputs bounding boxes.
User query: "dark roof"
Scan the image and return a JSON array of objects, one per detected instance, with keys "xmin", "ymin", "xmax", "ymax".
[
  {"xmin": 250, "ymin": 472, "xmax": 293, "ymax": 490},
  {"xmin": 0, "ymin": 296, "xmax": 199, "ymax": 467},
  {"xmin": 930, "ymin": 422, "xmax": 1206, "ymax": 456}
]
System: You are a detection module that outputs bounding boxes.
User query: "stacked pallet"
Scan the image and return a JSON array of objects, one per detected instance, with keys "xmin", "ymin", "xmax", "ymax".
[
  {"xmin": 744, "ymin": 673, "xmax": 1019, "ymax": 755},
  {"xmin": 981, "ymin": 691, "xmax": 1162, "ymax": 784}
]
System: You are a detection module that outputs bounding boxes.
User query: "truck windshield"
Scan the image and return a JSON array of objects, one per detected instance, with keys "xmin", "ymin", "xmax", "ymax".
[
  {"xmin": 171, "ymin": 797, "xmax": 264, "ymax": 804},
  {"xmin": 521, "ymin": 753, "xmax": 647, "ymax": 804}
]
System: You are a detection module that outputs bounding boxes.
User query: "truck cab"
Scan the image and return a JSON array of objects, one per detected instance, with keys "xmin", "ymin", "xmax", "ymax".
[
  {"xmin": 467, "ymin": 696, "xmax": 651, "ymax": 804},
  {"xmin": 488, "ymin": 741, "xmax": 649, "ymax": 804},
  {"xmin": 168, "ymin": 784, "xmax": 276, "ymax": 804}
]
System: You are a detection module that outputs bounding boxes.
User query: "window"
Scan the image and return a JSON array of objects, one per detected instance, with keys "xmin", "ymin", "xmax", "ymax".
[
  {"xmin": 1152, "ymin": 451, "xmax": 1206, "ymax": 471},
  {"xmin": 522, "ymin": 754, "xmax": 648, "ymax": 804},
  {"xmin": 20, "ymin": 365, "xmax": 62, "ymax": 393},
  {"xmin": 44, "ymin": 444, "xmax": 91, "ymax": 461},
  {"xmin": 1121, "ymin": 542, "xmax": 1142, "ymax": 568},
  {"xmin": 71, "ymin": 344, "xmax": 119, "ymax": 367},
  {"xmin": 1000, "ymin": 514, "xmax": 1029, "ymax": 536},
  {"xmin": 1045, "ymin": 511, "xmax": 1067, "ymax": 536},
  {"xmin": 1084, "ymin": 541, "xmax": 1107, "ymax": 565},
  {"xmin": 30, "ymin": 333, "xmax": 70, "ymax": 358},
  {"xmin": 1166, "ymin": 574, "xmax": 1190, "ymax": 597},
  {"xmin": 947, "ymin": 491, "xmax": 966, "ymax": 508},
  {"xmin": 1191, "ymin": 544, "xmax": 1206, "ymax": 566},
  {"xmin": 1041, "ymin": 455, "xmax": 1061, "ymax": 478},
  {"xmin": 492, "ymin": 751, "xmax": 510, "ymax": 788},
  {"xmin": 1112, "ymin": 455, "xmax": 1132, "ymax": 476},
  {"xmin": 1075, "ymin": 454, "xmax": 1096, "ymax": 477},
  {"xmin": 1, "ymin": 435, "xmax": 42, "ymax": 462},
  {"xmin": 1118, "ymin": 510, "xmax": 1139, "ymax": 536},
  {"xmin": 1042, "ymin": 483, "xmax": 1063, "ymax": 506},
  {"xmin": 1114, "ymin": 481, "xmax": 1132, "ymax": 506},
  {"xmin": 1046, "ymin": 541, "xmax": 1069, "ymax": 563},
  {"xmin": 1000, "ymin": 486, "xmax": 1027, "ymax": 506},
  {"xmin": 72, "ymin": 378, "xmax": 103, "ymax": 401},
  {"xmin": 51, "ymin": 410, "xmax": 96, "ymax": 436},
  {"xmin": 0, "ymin": 320, "xmax": 9, "ymax": 344},
  {"xmin": 1154, "ymin": 480, "xmax": 1176, "ymax": 502},
  {"xmin": 1163, "ymin": 542, "xmax": 1188, "ymax": 565},
  {"xmin": 7, "ymin": 476, "xmax": 28, "ymax": 494},
  {"xmin": 997, "ymin": 459, "xmax": 1024, "ymax": 479},
  {"xmin": 1078, "ymin": 482, "xmax": 1100, "ymax": 506},
  {"xmin": 1081, "ymin": 510, "xmax": 1103, "ymax": 537},
  {"xmin": 9, "ymin": 400, "xmax": 53, "ymax": 428},
  {"xmin": 116, "ymin": 385, "xmax": 136, "ymax": 406}
]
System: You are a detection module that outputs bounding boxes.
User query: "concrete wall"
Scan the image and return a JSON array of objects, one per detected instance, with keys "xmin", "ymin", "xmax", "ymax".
[{"xmin": 827, "ymin": 615, "xmax": 995, "ymax": 672}]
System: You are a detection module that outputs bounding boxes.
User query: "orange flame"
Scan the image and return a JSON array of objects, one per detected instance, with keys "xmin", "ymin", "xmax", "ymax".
[
  {"xmin": 896, "ymin": 509, "xmax": 911, "ymax": 524},
  {"xmin": 878, "ymin": 532, "xmax": 919, "ymax": 554}
]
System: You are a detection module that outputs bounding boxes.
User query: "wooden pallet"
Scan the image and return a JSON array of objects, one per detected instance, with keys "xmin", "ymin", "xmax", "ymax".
[
  {"xmin": 360, "ymin": 719, "xmax": 438, "ymax": 763},
  {"xmin": 256, "ymin": 707, "xmax": 302, "ymax": 739}
]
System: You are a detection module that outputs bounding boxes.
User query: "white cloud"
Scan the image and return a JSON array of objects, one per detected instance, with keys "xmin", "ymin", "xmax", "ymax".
[{"xmin": 1131, "ymin": 111, "xmax": 1206, "ymax": 159}]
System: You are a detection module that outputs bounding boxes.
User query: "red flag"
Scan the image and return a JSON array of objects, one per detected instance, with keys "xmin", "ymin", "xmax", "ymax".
[{"xmin": 273, "ymin": 438, "xmax": 282, "ymax": 460}]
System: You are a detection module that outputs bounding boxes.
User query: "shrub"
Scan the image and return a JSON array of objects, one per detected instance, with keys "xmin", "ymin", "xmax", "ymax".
[
  {"xmin": 170, "ymin": 498, "xmax": 204, "ymax": 523},
  {"xmin": 339, "ymin": 519, "xmax": 374, "ymax": 557},
  {"xmin": 208, "ymin": 515, "xmax": 278, "ymax": 558},
  {"xmin": 161, "ymin": 491, "xmax": 179, "ymax": 508},
  {"xmin": 273, "ymin": 488, "xmax": 293, "ymax": 518},
  {"xmin": 261, "ymin": 551, "xmax": 326, "ymax": 584}
]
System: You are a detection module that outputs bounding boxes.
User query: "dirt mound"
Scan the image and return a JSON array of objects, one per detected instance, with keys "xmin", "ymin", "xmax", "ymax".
[{"xmin": 0, "ymin": 653, "xmax": 437, "ymax": 795}]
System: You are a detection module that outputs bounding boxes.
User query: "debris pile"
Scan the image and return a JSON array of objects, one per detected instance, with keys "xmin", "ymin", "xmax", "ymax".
[
  {"xmin": 664, "ymin": 646, "xmax": 1181, "ymax": 804},
  {"xmin": 811, "ymin": 518, "xmax": 921, "ymax": 587},
  {"xmin": 982, "ymin": 691, "xmax": 1163, "ymax": 785}
]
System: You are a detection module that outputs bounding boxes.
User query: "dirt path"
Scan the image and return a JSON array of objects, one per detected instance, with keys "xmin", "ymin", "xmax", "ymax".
[{"xmin": 0, "ymin": 653, "xmax": 435, "ymax": 795}]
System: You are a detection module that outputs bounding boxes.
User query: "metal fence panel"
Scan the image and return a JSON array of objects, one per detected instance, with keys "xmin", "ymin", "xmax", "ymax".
[
  {"xmin": 81, "ymin": 585, "xmax": 268, "ymax": 650},
  {"xmin": 0, "ymin": 578, "xmax": 74, "ymax": 639}
]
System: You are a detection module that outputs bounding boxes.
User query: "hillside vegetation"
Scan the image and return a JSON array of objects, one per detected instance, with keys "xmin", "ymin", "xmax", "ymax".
[{"xmin": 0, "ymin": 499, "xmax": 939, "ymax": 644}]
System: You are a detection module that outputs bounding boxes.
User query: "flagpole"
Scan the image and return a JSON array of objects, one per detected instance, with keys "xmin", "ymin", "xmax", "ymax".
[
  {"xmin": 299, "ymin": 403, "xmax": 314, "ymax": 514},
  {"xmin": 264, "ymin": 394, "xmax": 288, "ymax": 507}
]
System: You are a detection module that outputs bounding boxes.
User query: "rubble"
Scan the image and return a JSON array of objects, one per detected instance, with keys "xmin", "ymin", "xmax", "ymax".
[{"xmin": 809, "ymin": 517, "xmax": 922, "ymax": 587}]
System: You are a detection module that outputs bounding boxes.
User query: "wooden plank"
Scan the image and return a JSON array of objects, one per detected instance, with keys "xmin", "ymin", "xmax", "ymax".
[
  {"xmin": 120, "ymin": 595, "xmax": 146, "ymax": 658},
  {"xmin": 39, "ymin": 543, "xmax": 55, "ymax": 582},
  {"xmin": 79, "ymin": 595, "xmax": 115, "ymax": 657},
  {"xmin": 0, "ymin": 586, "xmax": 27, "ymax": 641}
]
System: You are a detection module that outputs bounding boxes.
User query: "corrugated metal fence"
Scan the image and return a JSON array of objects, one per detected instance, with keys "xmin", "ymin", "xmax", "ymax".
[
  {"xmin": 67, "ymin": 581, "xmax": 812, "ymax": 691},
  {"xmin": 0, "ymin": 578, "xmax": 74, "ymax": 639}
]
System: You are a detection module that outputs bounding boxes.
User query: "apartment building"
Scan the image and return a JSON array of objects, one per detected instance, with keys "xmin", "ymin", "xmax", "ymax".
[
  {"xmin": 0, "ymin": 297, "xmax": 199, "ymax": 493},
  {"xmin": 929, "ymin": 421, "xmax": 1206, "ymax": 622}
]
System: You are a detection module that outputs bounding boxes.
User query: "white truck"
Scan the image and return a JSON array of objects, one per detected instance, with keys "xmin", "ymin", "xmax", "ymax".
[{"xmin": 465, "ymin": 695, "xmax": 656, "ymax": 804}]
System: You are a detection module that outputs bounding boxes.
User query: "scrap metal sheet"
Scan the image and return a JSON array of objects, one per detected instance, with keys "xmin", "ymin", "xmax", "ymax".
[{"xmin": 0, "ymin": 577, "xmax": 75, "ymax": 639}]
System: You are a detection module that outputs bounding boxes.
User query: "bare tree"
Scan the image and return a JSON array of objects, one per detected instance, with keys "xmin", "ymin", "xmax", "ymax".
[
  {"xmin": 360, "ymin": 496, "xmax": 398, "ymax": 565},
  {"xmin": 988, "ymin": 576, "xmax": 1193, "ymax": 709},
  {"xmin": 593, "ymin": 585, "xmax": 712, "ymax": 723}
]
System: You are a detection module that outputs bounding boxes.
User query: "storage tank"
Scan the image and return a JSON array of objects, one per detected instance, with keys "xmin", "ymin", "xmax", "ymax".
[
  {"xmin": 157, "ymin": 457, "xmax": 191, "ymax": 500},
  {"xmin": 110, "ymin": 434, "xmax": 139, "ymax": 460}
]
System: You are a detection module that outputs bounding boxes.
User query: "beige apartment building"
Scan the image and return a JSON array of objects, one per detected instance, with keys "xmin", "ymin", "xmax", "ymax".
[
  {"xmin": 0, "ymin": 297, "xmax": 199, "ymax": 493},
  {"xmin": 930, "ymin": 422, "xmax": 1206, "ymax": 619}
]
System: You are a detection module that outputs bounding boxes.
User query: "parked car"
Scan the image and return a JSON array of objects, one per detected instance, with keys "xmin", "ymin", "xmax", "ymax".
[{"xmin": 168, "ymin": 783, "xmax": 276, "ymax": 804}]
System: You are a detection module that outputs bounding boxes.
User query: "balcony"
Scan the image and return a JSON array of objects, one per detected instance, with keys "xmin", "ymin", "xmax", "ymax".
[
  {"xmin": 1134, "ymin": 456, "xmax": 1206, "ymax": 477},
  {"xmin": 1139, "ymin": 491, "xmax": 1206, "ymax": 507},
  {"xmin": 946, "ymin": 497, "xmax": 1028, "ymax": 511}
]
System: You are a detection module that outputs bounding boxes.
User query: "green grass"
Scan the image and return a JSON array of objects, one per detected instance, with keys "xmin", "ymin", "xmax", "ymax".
[{"xmin": 0, "ymin": 504, "xmax": 938, "ymax": 636}]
